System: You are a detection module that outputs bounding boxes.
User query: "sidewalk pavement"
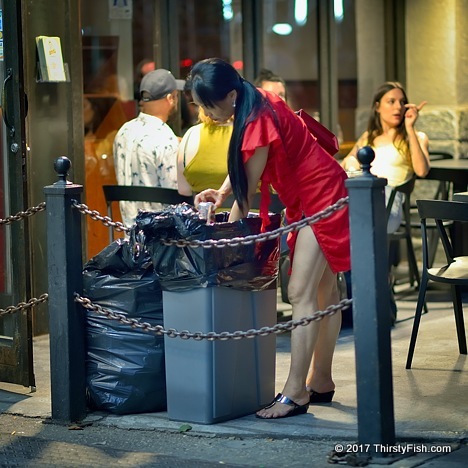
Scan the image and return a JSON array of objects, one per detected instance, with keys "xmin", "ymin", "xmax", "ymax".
[{"xmin": 0, "ymin": 282, "xmax": 467, "ymax": 467}]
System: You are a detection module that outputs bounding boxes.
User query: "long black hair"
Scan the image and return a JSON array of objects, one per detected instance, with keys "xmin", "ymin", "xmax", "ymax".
[{"xmin": 189, "ymin": 58, "xmax": 267, "ymax": 209}]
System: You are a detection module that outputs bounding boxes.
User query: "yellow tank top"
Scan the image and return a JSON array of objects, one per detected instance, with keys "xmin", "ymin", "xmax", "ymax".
[
  {"xmin": 183, "ymin": 124, "xmax": 233, "ymax": 193},
  {"xmin": 371, "ymin": 143, "xmax": 413, "ymax": 187}
]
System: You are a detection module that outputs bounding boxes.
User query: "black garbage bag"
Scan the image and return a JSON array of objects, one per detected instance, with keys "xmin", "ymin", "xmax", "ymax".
[
  {"xmin": 83, "ymin": 238, "xmax": 166, "ymax": 415},
  {"xmin": 133, "ymin": 203, "xmax": 281, "ymax": 291}
]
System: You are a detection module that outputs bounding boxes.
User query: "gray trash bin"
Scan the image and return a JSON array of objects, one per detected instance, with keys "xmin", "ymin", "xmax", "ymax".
[
  {"xmin": 163, "ymin": 286, "xmax": 277, "ymax": 424},
  {"xmin": 135, "ymin": 207, "xmax": 281, "ymax": 424}
]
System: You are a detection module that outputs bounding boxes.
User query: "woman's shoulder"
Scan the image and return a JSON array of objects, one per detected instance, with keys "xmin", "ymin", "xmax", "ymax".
[
  {"xmin": 182, "ymin": 123, "xmax": 202, "ymax": 139},
  {"xmin": 180, "ymin": 123, "xmax": 202, "ymax": 147},
  {"xmin": 179, "ymin": 124, "xmax": 203, "ymax": 165}
]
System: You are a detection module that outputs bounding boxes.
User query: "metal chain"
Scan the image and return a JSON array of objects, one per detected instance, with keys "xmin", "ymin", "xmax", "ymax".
[
  {"xmin": 75, "ymin": 293, "xmax": 352, "ymax": 341},
  {"xmin": 0, "ymin": 293, "xmax": 49, "ymax": 318},
  {"xmin": 162, "ymin": 197, "xmax": 349, "ymax": 248},
  {"xmin": 71, "ymin": 197, "xmax": 349, "ymax": 249},
  {"xmin": 0, "ymin": 202, "xmax": 46, "ymax": 226},
  {"xmin": 72, "ymin": 200, "xmax": 130, "ymax": 233}
]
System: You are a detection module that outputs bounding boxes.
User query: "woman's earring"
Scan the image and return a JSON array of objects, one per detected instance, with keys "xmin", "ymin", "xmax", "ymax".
[{"xmin": 232, "ymin": 101, "xmax": 236, "ymax": 108}]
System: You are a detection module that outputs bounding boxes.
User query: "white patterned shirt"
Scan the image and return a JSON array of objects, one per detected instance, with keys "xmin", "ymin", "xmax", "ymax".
[{"xmin": 113, "ymin": 112, "xmax": 179, "ymax": 226}]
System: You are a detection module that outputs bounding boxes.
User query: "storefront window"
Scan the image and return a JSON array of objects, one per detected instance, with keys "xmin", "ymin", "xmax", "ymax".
[
  {"xmin": 261, "ymin": 0, "xmax": 357, "ymax": 155},
  {"xmin": 78, "ymin": 0, "xmax": 358, "ymax": 255},
  {"xmin": 261, "ymin": 0, "xmax": 319, "ymax": 114},
  {"xmin": 335, "ymin": 0, "xmax": 357, "ymax": 152},
  {"xmin": 80, "ymin": 0, "xmax": 156, "ymax": 257},
  {"xmin": 177, "ymin": 0, "xmax": 243, "ymax": 78}
]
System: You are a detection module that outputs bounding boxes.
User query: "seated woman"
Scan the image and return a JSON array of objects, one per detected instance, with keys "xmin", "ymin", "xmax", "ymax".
[
  {"xmin": 341, "ymin": 81, "xmax": 430, "ymax": 324},
  {"xmin": 342, "ymin": 81, "xmax": 430, "ymax": 232}
]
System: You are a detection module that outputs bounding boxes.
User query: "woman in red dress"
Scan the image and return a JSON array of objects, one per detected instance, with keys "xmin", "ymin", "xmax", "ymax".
[{"xmin": 191, "ymin": 58, "xmax": 350, "ymax": 419}]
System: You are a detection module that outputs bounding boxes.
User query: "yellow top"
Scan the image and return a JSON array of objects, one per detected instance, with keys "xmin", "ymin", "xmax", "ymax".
[
  {"xmin": 370, "ymin": 143, "xmax": 413, "ymax": 187},
  {"xmin": 354, "ymin": 131, "xmax": 426, "ymax": 187},
  {"xmin": 182, "ymin": 123, "xmax": 232, "ymax": 193}
]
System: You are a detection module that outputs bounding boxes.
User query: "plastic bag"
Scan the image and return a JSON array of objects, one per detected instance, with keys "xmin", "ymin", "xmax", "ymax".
[
  {"xmin": 83, "ymin": 238, "xmax": 166, "ymax": 415},
  {"xmin": 133, "ymin": 203, "xmax": 281, "ymax": 291}
]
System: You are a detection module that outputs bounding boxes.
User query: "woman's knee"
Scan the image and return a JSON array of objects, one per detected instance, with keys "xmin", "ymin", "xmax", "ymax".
[
  {"xmin": 287, "ymin": 279, "xmax": 309, "ymax": 306},
  {"xmin": 287, "ymin": 273, "xmax": 320, "ymax": 308}
]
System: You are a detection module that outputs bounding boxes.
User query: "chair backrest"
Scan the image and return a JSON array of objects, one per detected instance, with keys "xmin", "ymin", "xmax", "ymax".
[
  {"xmin": 416, "ymin": 199, "xmax": 468, "ymax": 265},
  {"xmin": 417, "ymin": 199, "xmax": 468, "ymax": 224},
  {"xmin": 425, "ymin": 151, "xmax": 453, "ymax": 200},
  {"xmin": 103, "ymin": 185, "xmax": 193, "ymax": 205},
  {"xmin": 386, "ymin": 177, "xmax": 415, "ymax": 223},
  {"xmin": 102, "ymin": 185, "xmax": 193, "ymax": 242}
]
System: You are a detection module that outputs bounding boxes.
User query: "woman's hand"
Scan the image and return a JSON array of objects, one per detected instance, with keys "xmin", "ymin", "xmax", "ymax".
[
  {"xmin": 404, "ymin": 101, "xmax": 430, "ymax": 178},
  {"xmin": 194, "ymin": 189, "xmax": 226, "ymax": 209},
  {"xmin": 404, "ymin": 101, "xmax": 427, "ymax": 130}
]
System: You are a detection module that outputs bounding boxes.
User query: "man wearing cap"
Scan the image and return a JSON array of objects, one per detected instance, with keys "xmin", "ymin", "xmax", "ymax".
[{"xmin": 113, "ymin": 68, "xmax": 185, "ymax": 226}]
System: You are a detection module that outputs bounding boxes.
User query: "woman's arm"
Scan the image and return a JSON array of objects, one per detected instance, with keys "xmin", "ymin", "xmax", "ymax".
[
  {"xmin": 405, "ymin": 102, "xmax": 430, "ymax": 177},
  {"xmin": 341, "ymin": 133, "xmax": 367, "ymax": 171},
  {"xmin": 193, "ymin": 175, "xmax": 232, "ymax": 208}
]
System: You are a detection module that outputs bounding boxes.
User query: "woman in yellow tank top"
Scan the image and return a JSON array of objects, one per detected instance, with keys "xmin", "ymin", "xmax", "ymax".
[
  {"xmin": 341, "ymin": 81, "xmax": 430, "ymax": 232},
  {"xmin": 341, "ymin": 81, "xmax": 430, "ymax": 325},
  {"xmin": 342, "ymin": 81, "xmax": 430, "ymax": 185},
  {"xmin": 177, "ymin": 108, "xmax": 233, "ymax": 196}
]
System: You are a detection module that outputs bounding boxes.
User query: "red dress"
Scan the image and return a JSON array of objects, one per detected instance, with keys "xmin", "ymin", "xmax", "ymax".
[{"xmin": 241, "ymin": 90, "xmax": 350, "ymax": 273}]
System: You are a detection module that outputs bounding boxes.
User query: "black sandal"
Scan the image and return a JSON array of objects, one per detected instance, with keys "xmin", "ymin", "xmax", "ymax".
[
  {"xmin": 256, "ymin": 393, "xmax": 309, "ymax": 419},
  {"xmin": 309, "ymin": 389, "xmax": 335, "ymax": 404}
]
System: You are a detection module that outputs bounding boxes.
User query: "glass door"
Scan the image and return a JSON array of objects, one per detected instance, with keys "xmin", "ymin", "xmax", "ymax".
[
  {"xmin": 81, "ymin": 0, "xmax": 157, "ymax": 258},
  {"xmin": 0, "ymin": 0, "xmax": 34, "ymax": 388}
]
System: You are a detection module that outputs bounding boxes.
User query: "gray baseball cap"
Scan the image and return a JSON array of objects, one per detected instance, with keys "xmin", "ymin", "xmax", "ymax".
[{"xmin": 140, "ymin": 69, "xmax": 185, "ymax": 101}]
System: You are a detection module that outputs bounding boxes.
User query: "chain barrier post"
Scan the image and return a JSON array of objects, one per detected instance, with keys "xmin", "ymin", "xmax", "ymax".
[
  {"xmin": 43, "ymin": 156, "xmax": 86, "ymax": 422},
  {"xmin": 345, "ymin": 147, "xmax": 396, "ymax": 452}
]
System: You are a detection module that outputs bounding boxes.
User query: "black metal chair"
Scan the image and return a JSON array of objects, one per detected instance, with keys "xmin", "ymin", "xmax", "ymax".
[
  {"xmin": 387, "ymin": 177, "xmax": 420, "ymax": 288},
  {"xmin": 406, "ymin": 199, "xmax": 468, "ymax": 369},
  {"xmin": 404, "ymin": 151, "xmax": 454, "ymax": 267},
  {"xmin": 102, "ymin": 185, "xmax": 193, "ymax": 242},
  {"xmin": 387, "ymin": 177, "xmax": 428, "ymax": 321}
]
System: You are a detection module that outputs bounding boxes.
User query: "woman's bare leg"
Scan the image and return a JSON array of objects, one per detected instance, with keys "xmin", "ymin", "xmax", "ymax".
[
  {"xmin": 306, "ymin": 265, "xmax": 341, "ymax": 393},
  {"xmin": 256, "ymin": 226, "xmax": 334, "ymax": 418}
]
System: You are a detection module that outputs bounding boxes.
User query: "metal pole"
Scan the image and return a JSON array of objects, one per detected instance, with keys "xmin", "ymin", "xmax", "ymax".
[
  {"xmin": 345, "ymin": 147, "xmax": 396, "ymax": 451},
  {"xmin": 43, "ymin": 156, "xmax": 86, "ymax": 422}
]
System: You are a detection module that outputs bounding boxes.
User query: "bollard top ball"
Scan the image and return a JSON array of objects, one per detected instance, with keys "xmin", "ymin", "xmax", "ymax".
[
  {"xmin": 53, "ymin": 156, "xmax": 71, "ymax": 184},
  {"xmin": 54, "ymin": 156, "xmax": 71, "ymax": 175},
  {"xmin": 357, "ymin": 146, "xmax": 375, "ymax": 165},
  {"xmin": 356, "ymin": 146, "xmax": 375, "ymax": 174}
]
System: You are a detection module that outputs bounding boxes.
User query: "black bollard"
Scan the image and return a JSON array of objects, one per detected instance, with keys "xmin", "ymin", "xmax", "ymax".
[
  {"xmin": 43, "ymin": 157, "xmax": 86, "ymax": 422},
  {"xmin": 345, "ymin": 146, "xmax": 396, "ymax": 451}
]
